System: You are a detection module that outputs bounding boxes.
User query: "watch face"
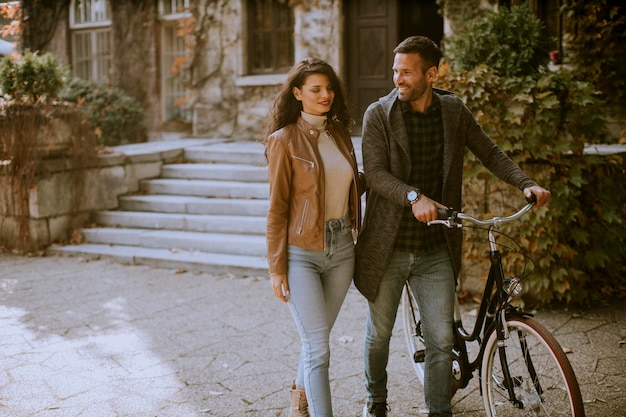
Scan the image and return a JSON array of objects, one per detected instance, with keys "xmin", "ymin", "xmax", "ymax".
[{"xmin": 407, "ymin": 190, "xmax": 418, "ymax": 201}]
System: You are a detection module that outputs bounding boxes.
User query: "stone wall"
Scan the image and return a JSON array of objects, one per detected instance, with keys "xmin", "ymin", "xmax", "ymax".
[
  {"xmin": 0, "ymin": 145, "xmax": 182, "ymax": 253},
  {"xmin": 192, "ymin": 0, "xmax": 343, "ymax": 140},
  {"xmin": 35, "ymin": 1, "xmax": 346, "ymax": 140}
]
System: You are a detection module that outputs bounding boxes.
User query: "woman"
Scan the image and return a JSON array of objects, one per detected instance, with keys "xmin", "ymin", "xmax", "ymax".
[{"xmin": 264, "ymin": 58, "xmax": 363, "ymax": 417}]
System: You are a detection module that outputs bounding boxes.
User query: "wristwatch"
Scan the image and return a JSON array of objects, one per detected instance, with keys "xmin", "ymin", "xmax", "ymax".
[{"xmin": 407, "ymin": 189, "xmax": 421, "ymax": 206}]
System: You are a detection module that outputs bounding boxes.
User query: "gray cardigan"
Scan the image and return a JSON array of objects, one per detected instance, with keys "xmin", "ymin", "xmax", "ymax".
[{"xmin": 354, "ymin": 88, "xmax": 537, "ymax": 302}]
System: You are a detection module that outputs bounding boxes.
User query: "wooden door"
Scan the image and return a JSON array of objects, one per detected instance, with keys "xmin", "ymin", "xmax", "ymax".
[
  {"xmin": 345, "ymin": 0, "xmax": 443, "ymax": 134},
  {"xmin": 345, "ymin": 0, "xmax": 397, "ymax": 135}
]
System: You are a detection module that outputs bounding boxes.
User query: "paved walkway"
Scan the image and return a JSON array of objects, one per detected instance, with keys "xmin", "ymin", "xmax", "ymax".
[{"xmin": 0, "ymin": 253, "xmax": 624, "ymax": 416}]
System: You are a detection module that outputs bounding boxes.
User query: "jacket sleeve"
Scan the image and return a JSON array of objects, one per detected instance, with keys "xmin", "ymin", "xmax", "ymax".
[
  {"xmin": 265, "ymin": 135, "xmax": 291, "ymax": 275},
  {"xmin": 362, "ymin": 102, "xmax": 413, "ymax": 206}
]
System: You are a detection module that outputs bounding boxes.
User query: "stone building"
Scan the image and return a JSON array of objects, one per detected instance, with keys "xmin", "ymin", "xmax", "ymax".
[
  {"xmin": 28, "ymin": 0, "xmax": 563, "ymax": 141},
  {"xmin": 30, "ymin": 0, "xmax": 444, "ymax": 140}
]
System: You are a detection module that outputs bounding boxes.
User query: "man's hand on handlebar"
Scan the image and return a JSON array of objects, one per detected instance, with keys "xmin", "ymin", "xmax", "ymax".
[
  {"xmin": 523, "ymin": 185, "xmax": 551, "ymax": 208},
  {"xmin": 411, "ymin": 195, "xmax": 448, "ymax": 223}
]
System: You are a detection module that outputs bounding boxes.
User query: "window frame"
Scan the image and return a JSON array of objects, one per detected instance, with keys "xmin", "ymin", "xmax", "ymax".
[
  {"xmin": 246, "ymin": 0, "xmax": 294, "ymax": 75},
  {"xmin": 71, "ymin": 27, "xmax": 112, "ymax": 84},
  {"xmin": 159, "ymin": 0, "xmax": 191, "ymax": 21},
  {"xmin": 69, "ymin": 0, "xmax": 112, "ymax": 84},
  {"xmin": 158, "ymin": 0, "xmax": 192, "ymax": 123},
  {"xmin": 69, "ymin": 0, "xmax": 111, "ymax": 29}
]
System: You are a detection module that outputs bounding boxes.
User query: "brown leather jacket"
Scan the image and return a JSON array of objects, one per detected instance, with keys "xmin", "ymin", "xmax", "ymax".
[{"xmin": 265, "ymin": 117, "xmax": 363, "ymax": 276}]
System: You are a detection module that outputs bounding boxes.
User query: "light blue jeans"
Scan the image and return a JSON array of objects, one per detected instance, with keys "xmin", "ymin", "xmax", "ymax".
[
  {"xmin": 364, "ymin": 248, "xmax": 455, "ymax": 417},
  {"xmin": 287, "ymin": 215, "xmax": 355, "ymax": 417}
]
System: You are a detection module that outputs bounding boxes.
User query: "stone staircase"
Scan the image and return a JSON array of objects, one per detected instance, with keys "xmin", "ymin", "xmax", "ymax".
[{"xmin": 47, "ymin": 141, "xmax": 271, "ymax": 277}]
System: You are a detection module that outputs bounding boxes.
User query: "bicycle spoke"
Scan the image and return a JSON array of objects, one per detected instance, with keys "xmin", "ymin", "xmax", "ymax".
[
  {"xmin": 401, "ymin": 285, "xmax": 426, "ymax": 385},
  {"xmin": 481, "ymin": 317, "xmax": 584, "ymax": 416}
]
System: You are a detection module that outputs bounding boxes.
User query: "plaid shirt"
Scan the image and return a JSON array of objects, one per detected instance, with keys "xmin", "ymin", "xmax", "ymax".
[{"xmin": 395, "ymin": 95, "xmax": 447, "ymax": 253}]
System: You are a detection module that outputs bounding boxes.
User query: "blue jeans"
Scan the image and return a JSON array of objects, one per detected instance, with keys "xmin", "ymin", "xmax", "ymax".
[
  {"xmin": 287, "ymin": 215, "xmax": 355, "ymax": 417},
  {"xmin": 364, "ymin": 248, "xmax": 455, "ymax": 417}
]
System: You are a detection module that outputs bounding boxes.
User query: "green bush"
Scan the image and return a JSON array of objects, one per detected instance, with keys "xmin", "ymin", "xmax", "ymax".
[
  {"xmin": 0, "ymin": 51, "xmax": 67, "ymax": 103},
  {"xmin": 444, "ymin": 5, "xmax": 551, "ymax": 77},
  {"xmin": 60, "ymin": 78, "xmax": 146, "ymax": 146},
  {"xmin": 435, "ymin": 63, "xmax": 626, "ymax": 307}
]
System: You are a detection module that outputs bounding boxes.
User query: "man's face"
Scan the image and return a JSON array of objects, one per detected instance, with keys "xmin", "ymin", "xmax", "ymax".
[{"xmin": 392, "ymin": 52, "xmax": 433, "ymax": 103}]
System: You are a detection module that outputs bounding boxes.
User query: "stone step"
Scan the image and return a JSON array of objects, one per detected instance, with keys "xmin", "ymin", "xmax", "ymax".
[
  {"xmin": 119, "ymin": 195, "xmax": 269, "ymax": 216},
  {"xmin": 46, "ymin": 139, "xmax": 275, "ymax": 277},
  {"xmin": 80, "ymin": 228, "xmax": 267, "ymax": 256},
  {"xmin": 94, "ymin": 211, "xmax": 266, "ymax": 234},
  {"xmin": 161, "ymin": 163, "xmax": 268, "ymax": 182},
  {"xmin": 46, "ymin": 243, "xmax": 268, "ymax": 276},
  {"xmin": 44, "ymin": 137, "xmax": 365, "ymax": 276},
  {"xmin": 141, "ymin": 178, "xmax": 269, "ymax": 199},
  {"xmin": 185, "ymin": 141, "xmax": 267, "ymax": 165}
]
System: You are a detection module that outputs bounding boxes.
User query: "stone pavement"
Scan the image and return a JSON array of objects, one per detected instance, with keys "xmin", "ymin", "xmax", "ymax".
[{"xmin": 0, "ymin": 253, "xmax": 624, "ymax": 417}]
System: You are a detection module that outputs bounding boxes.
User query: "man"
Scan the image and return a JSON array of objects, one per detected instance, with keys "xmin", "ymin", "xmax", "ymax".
[{"xmin": 354, "ymin": 36, "xmax": 551, "ymax": 417}]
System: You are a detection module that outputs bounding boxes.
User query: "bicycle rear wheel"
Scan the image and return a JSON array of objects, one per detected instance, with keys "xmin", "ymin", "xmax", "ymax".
[
  {"xmin": 481, "ymin": 316, "xmax": 585, "ymax": 416},
  {"xmin": 401, "ymin": 285, "xmax": 426, "ymax": 385}
]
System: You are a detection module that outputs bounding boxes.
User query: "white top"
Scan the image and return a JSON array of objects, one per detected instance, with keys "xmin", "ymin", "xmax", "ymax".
[{"xmin": 301, "ymin": 112, "xmax": 352, "ymax": 221}]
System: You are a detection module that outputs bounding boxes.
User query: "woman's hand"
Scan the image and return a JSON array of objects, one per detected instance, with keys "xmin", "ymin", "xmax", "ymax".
[{"xmin": 271, "ymin": 273, "xmax": 289, "ymax": 303}]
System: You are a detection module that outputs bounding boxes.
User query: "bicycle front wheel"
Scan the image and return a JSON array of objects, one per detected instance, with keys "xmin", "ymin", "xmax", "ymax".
[
  {"xmin": 401, "ymin": 285, "xmax": 425, "ymax": 386},
  {"xmin": 481, "ymin": 316, "xmax": 585, "ymax": 416}
]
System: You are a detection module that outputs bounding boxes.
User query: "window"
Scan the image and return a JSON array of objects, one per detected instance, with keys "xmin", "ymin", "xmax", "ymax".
[
  {"xmin": 69, "ymin": 0, "xmax": 112, "ymax": 84},
  {"xmin": 161, "ymin": 23, "xmax": 191, "ymax": 122},
  {"xmin": 247, "ymin": 0, "xmax": 294, "ymax": 74},
  {"xmin": 160, "ymin": 0, "xmax": 190, "ymax": 19},
  {"xmin": 0, "ymin": 1, "xmax": 20, "ymax": 44},
  {"xmin": 159, "ymin": 0, "xmax": 191, "ymax": 122},
  {"xmin": 70, "ymin": 0, "xmax": 110, "ymax": 28}
]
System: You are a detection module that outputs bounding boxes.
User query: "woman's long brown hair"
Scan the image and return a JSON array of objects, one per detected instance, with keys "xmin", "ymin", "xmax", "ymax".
[{"xmin": 262, "ymin": 58, "xmax": 352, "ymax": 141}]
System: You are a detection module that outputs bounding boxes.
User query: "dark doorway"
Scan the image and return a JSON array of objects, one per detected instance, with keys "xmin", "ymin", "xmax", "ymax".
[
  {"xmin": 397, "ymin": 0, "xmax": 443, "ymax": 46},
  {"xmin": 345, "ymin": 0, "xmax": 443, "ymax": 134}
]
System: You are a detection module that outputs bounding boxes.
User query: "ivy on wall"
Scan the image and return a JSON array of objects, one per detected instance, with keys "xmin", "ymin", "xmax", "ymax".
[
  {"xmin": 436, "ymin": 63, "xmax": 625, "ymax": 307},
  {"xmin": 436, "ymin": 3, "xmax": 626, "ymax": 306},
  {"xmin": 563, "ymin": 0, "xmax": 626, "ymax": 111}
]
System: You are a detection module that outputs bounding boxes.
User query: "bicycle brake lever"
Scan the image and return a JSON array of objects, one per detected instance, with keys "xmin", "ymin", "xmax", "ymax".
[
  {"xmin": 427, "ymin": 219, "xmax": 462, "ymax": 228},
  {"xmin": 428, "ymin": 208, "xmax": 461, "ymax": 228},
  {"xmin": 427, "ymin": 219, "xmax": 453, "ymax": 228}
]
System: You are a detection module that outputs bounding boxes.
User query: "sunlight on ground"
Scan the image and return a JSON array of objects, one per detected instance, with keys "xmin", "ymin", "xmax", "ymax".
[{"xmin": 0, "ymin": 299, "xmax": 197, "ymax": 416}]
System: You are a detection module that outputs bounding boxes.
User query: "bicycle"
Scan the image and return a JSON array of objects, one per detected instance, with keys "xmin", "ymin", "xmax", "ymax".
[{"xmin": 401, "ymin": 200, "xmax": 585, "ymax": 416}]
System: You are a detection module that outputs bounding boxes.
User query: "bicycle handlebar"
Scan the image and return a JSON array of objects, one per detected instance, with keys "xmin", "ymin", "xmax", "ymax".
[{"xmin": 428, "ymin": 199, "xmax": 536, "ymax": 229}]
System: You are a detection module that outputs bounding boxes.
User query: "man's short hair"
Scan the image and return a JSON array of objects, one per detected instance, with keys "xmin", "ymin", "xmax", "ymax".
[{"xmin": 393, "ymin": 36, "xmax": 442, "ymax": 72}]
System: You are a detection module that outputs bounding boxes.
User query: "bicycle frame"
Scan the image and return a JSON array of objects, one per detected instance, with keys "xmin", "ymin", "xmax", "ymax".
[
  {"xmin": 439, "ymin": 204, "xmax": 536, "ymax": 396},
  {"xmin": 404, "ymin": 202, "xmax": 585, "ymax": 416}
]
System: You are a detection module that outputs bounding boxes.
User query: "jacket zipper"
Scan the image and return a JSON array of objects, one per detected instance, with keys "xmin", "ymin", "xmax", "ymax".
[
  {"xmin": 297, "ymin": 198, "xmax": 310, "ymax": 235},
  {"xmin": 291, "ymin": 155, "xmax": 315, "ymax": 168}
]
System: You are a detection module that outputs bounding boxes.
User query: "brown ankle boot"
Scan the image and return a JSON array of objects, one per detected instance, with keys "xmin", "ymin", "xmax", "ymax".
[{"xmin": 290, "ymin": 381, "xmax": 310, "ymax": 417}]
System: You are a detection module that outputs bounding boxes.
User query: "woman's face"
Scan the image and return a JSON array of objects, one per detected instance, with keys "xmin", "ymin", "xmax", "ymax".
[{"xmin": 292, "ymin": 73, "xmax": 334, "ymax": 116}]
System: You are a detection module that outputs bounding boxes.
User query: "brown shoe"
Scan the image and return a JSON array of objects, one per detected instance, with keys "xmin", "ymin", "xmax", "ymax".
[
  {"xmin": 290, "ymin": 381, "xmax": 310, "ymax": 417},
  {"xmin": 363, "ymin": 400, "xmax": 389, "ymax": 417}
]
